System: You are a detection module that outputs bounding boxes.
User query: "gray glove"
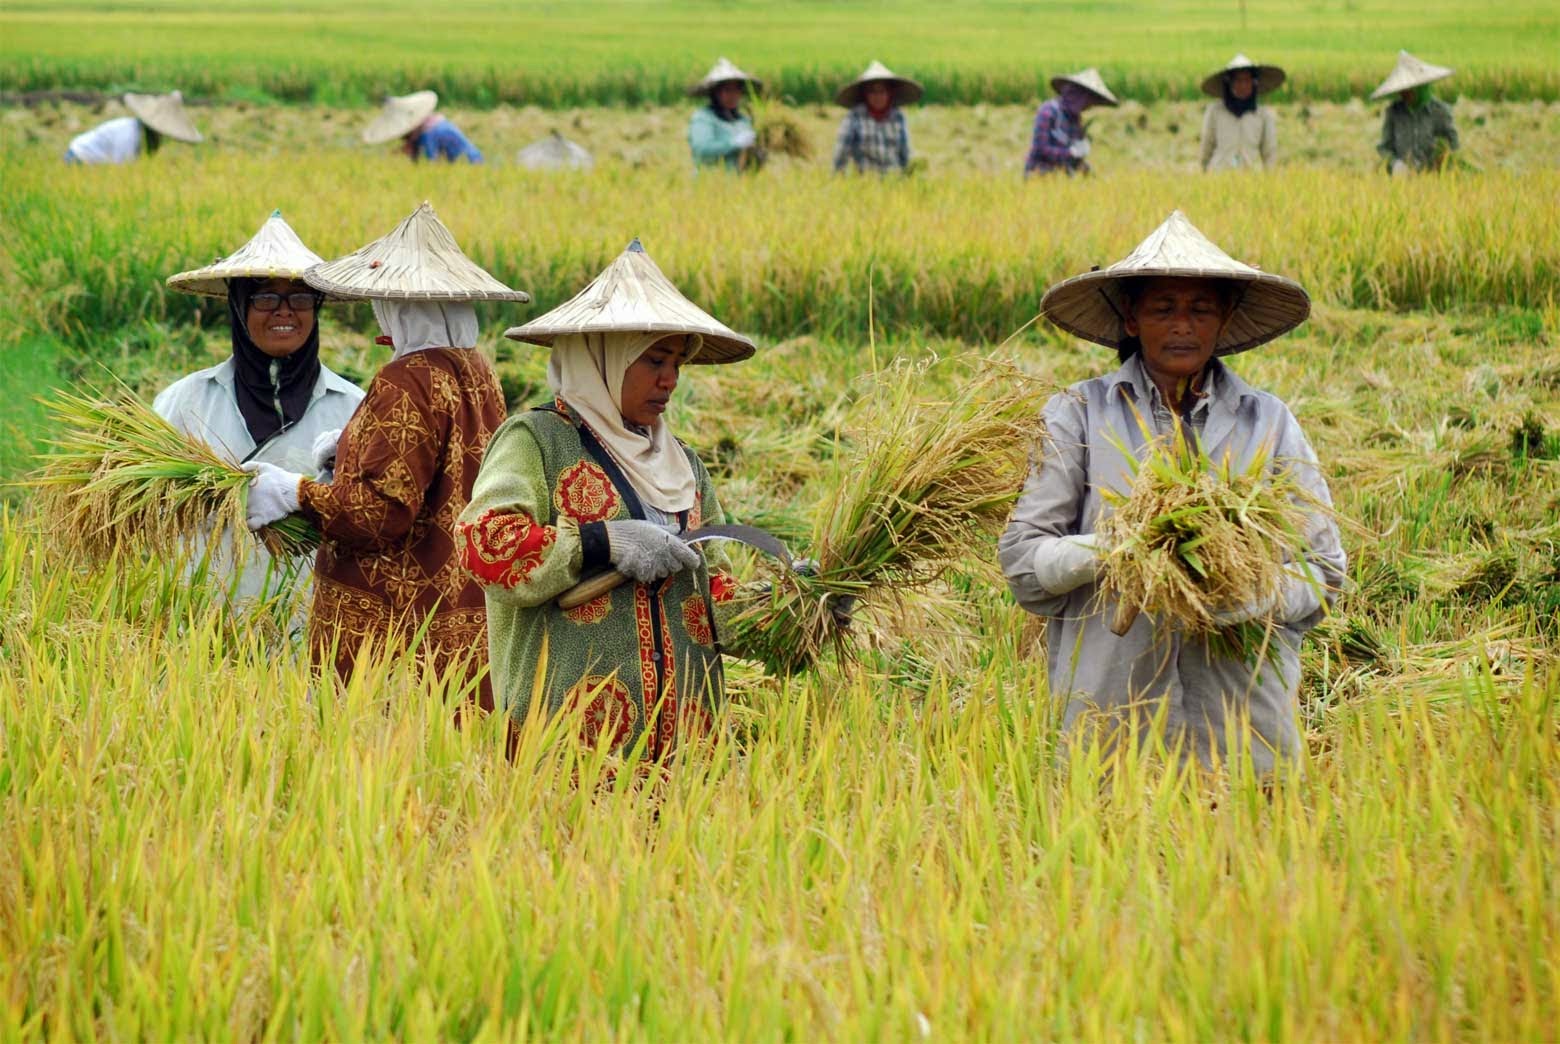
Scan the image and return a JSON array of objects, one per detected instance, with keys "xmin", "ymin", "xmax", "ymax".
[
  {"xmin": 1068, "ymin": 138, "xmax": 1092, "ymax": 160},
  {"xmin": 605, "ymin": 520, "xmax": 700, "ymax": 583},
  {"xmin": 1031, "ymin": 533, "xmax": 1102, "ymax": 595},
  {"xmin": 1211, "ymin": 565, "xmax": 1325, "ymax": 627}
]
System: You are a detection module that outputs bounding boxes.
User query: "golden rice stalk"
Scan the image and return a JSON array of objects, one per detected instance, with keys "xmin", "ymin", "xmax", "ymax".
[
  {"xmin": 25, "ymin": 385, "xmax": 318, "ymax": 561},
  {"xmin": 729, "ymin": 360, "xmax": 1047, "ymax": 674}
]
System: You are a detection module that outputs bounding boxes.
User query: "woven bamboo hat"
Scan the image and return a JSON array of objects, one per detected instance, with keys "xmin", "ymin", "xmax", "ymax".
[
  {"xmin": 836, "ymin": 61, "xmax": 924, "ymax": 108},
  {"xmin": 167, "ymin": 210, "xmax": 345, "ymax": 299},
  {"xmin": 1201, "ymin": 54, "xmax": 1286, "ymax": 97},
  {"xmin": 1040, "ymin": 210, "xmax": 1310, "ymax": 357},
  {"xmin": 123, "ymin": 91, "xmax": 203, "ymax": 143},
  {"xmin": 688, "ymin": 57, "xmax": 763, "ymax": 98},
  {"xmin": 362, "ymin": 90, "xmax": 439, "ymax": 144},
  {"xmin": 1370, "ymin": 50, "xmax": 1453, "ymax": 100},
  {"xmin": 1050, "ymin": 68, "xmax": 1120, "ymax": 107},
  {"xmin": 304, "ymin": 201, "xmax": 529, "ymax": 303},
  {"xmin": 506, "ymin": 239, "xmax": 755, "ymax": 365},
  {"xmin": 516, "ymin": 131, "xmax": 594, "ymax": 171}
]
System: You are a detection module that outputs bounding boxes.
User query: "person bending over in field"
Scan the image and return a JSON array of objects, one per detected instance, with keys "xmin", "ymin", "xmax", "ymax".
[
  {"xmin": 362, "ymin": 91, "xmax": 484, "ymax": 164},
  {"xmin": 832, "ymin": 61, "xmax": 920, "ymax": 174},
  {"xmin": 1023, "ymin": 68, "xmax": 1117, "ymax": 177},
  {"xmin": 1199, "ymin": 55, "xmax": 1283, "ymax": 172},
  {"xmin": 1372, "ymin": 51, "xmax": 1459, "ymax": 175},
  {"xmin": 457, "ymin": 240, "xmax": 799, "ymax": 758},
  {"xmin": 998, "ymin": 211, "xmax": 1346, "ymax": 773},
  {"xmin": 157, "ymin": 211, "xmax": 364, "ymax": 615},
  {"xmin": 63, "ymin": 91, "xmax": 201, "ymax": 165},
  {"xmin": 241, "ymin": 203, "xmax": 528, "ymax": 709},
  {"xmin": 687, "ymin": 57, "xmax": 762, "ymax": 171}
]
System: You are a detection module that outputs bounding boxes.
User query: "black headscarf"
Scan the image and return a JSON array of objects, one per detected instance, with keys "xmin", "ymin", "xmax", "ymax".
[
  {"xmin": 1221, "ymin": 77, "xmax": 1259, "ymax": 117},
  {"xmin": 226, "ymin": 277, "xmax": 323, "ymax": 445}
]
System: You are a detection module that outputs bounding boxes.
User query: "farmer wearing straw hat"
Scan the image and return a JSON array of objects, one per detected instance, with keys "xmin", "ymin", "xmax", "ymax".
[
  {"xmin": 363, "ymin": 91, "xmax": 483, "ymax": 164},
  {"xmin": 1199, "ymin": 55, "xmax": 1283, "ymax": 171},
  {"xmin": 63, "ymin": 91, "xmax": 202, "ymax": 165},
  {"xmin": 1372, "ymin": 51, "xmax": 1459, "ymax": 174},
  {"xmin": 1024, "ymin": 68, "xmax": 1118, "ymax": 177},
  {"xmin": 457, "ymin": 240, "xmax": 776, "ymax": 756},
  {"xmin": 156, "ymin": 211, "xmax": 364, "ymax": 609},
  {"xmin": 999, "ymin": 211, "xmax": 1346, "ymax": 774},
  {"xmin": 832, "ymin": 61, "xmax": 920, "ymax": 174},
  {"xmin": 687, "ymin": 58, "xmax": 762, "ymax": 170},
  {"xmin": 241, "ymin": 202, "xmax": 528, "ymax": 706}
]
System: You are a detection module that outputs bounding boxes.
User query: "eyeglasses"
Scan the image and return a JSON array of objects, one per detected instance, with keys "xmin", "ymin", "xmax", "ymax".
[{"xmin": 249, "ymin": 291, "xmax": 320, "ymax": 313}]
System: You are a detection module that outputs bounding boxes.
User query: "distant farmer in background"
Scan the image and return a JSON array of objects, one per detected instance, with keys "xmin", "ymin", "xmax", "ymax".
[
  {"xmin": 1199, "ymin": 55, "xmax": 1283, "ymax": 171},
  {"xmin": 157, "ymin": 210, "xmax": 364, "ymax": 609},
  {"xmin": 687, "ymin": 57, "xmax": 762, "ymax": 171},
  {"xmin": 1024, "ymin": 68, "xmax": 1118, "ymax": 177},
  {"xmin": 363, "ymin": 91, "xmax": 483, "ymax": 164},
  {"xmin": 63, "ymin": 91, "xmax": 202, "ymax": 165},
  {"xmin": 832, "ymin": 61, "xmax": 920, "ymax": 174},
  {"xmin": 1372, "ymin": 51, "xmax": 1459, "ymax": 174}
]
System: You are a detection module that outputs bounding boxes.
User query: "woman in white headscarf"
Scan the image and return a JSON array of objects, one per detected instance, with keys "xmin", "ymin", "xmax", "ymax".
[{"xmin": 457, "ymin": 240, "xmax": 763, "ymax": 757}]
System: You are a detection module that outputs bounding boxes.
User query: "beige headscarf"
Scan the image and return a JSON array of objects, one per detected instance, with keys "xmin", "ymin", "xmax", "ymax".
[{"xmin": 547, "ymin": 331, "xmax": 704, "ymax": 513}]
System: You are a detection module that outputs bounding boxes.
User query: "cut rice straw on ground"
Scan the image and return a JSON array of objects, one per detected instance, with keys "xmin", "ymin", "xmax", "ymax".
[
  {"xmin": 23, "ymin": 385, "xmax": 318, "ymax": 561},
  {"xmin": 729, "ymin": 359, "xmax": 1046, "ymax": 674}
]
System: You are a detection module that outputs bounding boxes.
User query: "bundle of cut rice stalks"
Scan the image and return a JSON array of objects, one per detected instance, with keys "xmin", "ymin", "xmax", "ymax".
[
  {"xmin": 744, "ymin": 89, "xmax": 813, "ymax": 165},
  {"xmin": 728, "ymin": 360, "xmax": 1046, "ymax": 674},
  {"xmin": 26, "ymin": 386, "xmax": 319, "ymax": 561},
  {"xmin": 1095, "ymin": 420, "xmax": 1321, "ymax": 665}
]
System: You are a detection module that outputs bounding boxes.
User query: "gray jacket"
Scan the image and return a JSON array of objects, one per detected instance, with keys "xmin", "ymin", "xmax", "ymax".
[{"xmin": 998, "ymin": 355, "xmax": 1346, "ymax": 771}]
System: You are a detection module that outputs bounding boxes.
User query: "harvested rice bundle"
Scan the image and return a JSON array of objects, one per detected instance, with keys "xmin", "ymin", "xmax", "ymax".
[
  {"xmin": 1095, "ymin": 423, "xmax": 1318, "ymax": 663},
  {"xmin": 27, "ymin": 386, "xmax": 318, "ymax": 560},
  {"xmin": 729, "ymin": 361, "xmax": 1046, "ymax": 674},
  {"xmin": 744, "ymin": 90, "xmax": 813, "ymax": 164}
]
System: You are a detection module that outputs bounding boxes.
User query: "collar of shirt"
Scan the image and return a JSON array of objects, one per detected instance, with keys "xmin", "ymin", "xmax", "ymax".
[
  {"xmin": 207, "ymin": 357, "xmax": 358, "ymax": 406},
  {"xmin": 1104, "ymin": 353, "xmax": 1259, "ymax": 446}
]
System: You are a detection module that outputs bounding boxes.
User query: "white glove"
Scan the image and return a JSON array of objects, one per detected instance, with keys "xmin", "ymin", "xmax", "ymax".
[
  {"xmin": 1211, "ymin": 567, "xmax": 1325, "ymax": 627},
  {"xmin": 1390, "ymin": 158, "xmax": 1409, "ymax": 177},
  {"xmin": 1031, "ymin": 533, "xmax": 1101, "ymax": 596},
  {"xmin": 730, "ymin": 126, "xmax": 757, "ymax": 150},
  {"xmin": 1067, "ymin": 138, "xmax": 1091, "ymax": 159},
  {"xmin": 605, "ymin": 520, "xmax": 701, "ymax": 583},
  {"xmin": 241, "ymin": 461, "xmax": 304, "ymax": 530},
  {"xmin": 311, "ymin": 428, "xmax": 342, "ymax": 475}
]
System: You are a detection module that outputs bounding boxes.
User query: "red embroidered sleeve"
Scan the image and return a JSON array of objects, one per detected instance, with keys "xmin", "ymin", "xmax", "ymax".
[
  {"xmin": 458, "ymin": 509, "xmax": 557, "ymax": 589},
  {"xmin": 709, "ymin": 571, "xmax": 738, "ymax": 604}
]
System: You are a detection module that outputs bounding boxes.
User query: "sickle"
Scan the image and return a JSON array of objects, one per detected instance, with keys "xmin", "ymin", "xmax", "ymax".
[{"xmin": 555, "ymin": 524, "xmax": 792, "ymax": 610}]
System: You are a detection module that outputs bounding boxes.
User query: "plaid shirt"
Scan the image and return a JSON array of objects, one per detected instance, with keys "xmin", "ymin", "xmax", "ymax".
[
  {"xmin": 1024, "ymin": 98, "xmax": 1084, "ymax": 175},
  {"xmin": 832, "ymin": 105, "xmax": 910, "ymax": 173}
]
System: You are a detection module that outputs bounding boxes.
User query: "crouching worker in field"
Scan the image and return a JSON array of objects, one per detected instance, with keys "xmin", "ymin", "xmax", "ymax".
[
  {"xmin": 456, "ymin": 240, "xmax": 766, "ymax": 758},
  {"xmin": 1372, "ymin": 51, "xmax": 1459, "ymax": 175},
  {"xmin": 158, "ymin": 210, "xmax": 364, "ymax": 613},
  {"xmin": 363, "ymin": 91, "xmax": 484, "ymax": 164},
  {"xmin": 999, "ymin": 211, "xmax": 1346, "ymax": 774},
  {"xmin": 64, "ymin": 91, "xmax": 202, "ymax": 165},
  {"xmin": 241, "ymin": 202, "xmax": 529, "ymax": 709}
]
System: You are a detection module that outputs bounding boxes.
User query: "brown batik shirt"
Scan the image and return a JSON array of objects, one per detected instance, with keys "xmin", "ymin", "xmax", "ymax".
[{"xmin": 298, "ymin": 346, "xmax": 506, "ymax": 706}]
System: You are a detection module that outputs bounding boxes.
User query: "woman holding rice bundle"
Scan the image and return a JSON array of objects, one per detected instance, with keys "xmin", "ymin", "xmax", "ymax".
[
  {"xmin": 1199, "ymin": 55, "xmax": 1283, "ymax": 172},
  {"xmin": 999, "ymin": 211, "xmax": 1346, "ymax": 773},
  {"xmin": 456, "ymin": 240, "xmax": 776, "ymax": 756},
  {"xmin": 687, "ymin": 57, "xmax": 762, "ymax": 171},
  {"xmin": 241, "ymin": 202, "xmax": 528, "ymax": 706},
  {"xmin": 157, "ymin": 210, "xmax": 364, "ymax": 607}
]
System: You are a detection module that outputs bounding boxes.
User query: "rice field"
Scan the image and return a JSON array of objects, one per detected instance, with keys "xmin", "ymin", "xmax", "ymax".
[{"xmin": 2, "ymin": 17, "xmax": 1560, "ymax": 1039}]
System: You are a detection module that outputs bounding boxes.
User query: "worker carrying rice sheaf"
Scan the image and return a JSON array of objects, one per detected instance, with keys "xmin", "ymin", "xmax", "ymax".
[
  {"xmin": 832, "ymin": 61, "xmax": 920, "ymax": 174},
  {"xmin": 687, "ymin": 57, "xmax": 763, "ymax": 171},
  {"xmin": 241, "ymin": 202, "xmax": 528, "ymax": 707},
  {"xmin": 363, "ymin": 91, "xmax": 484, "ymax": 164},
  {"xmin": 1024, "ymin": 67, "xmax": 1118, "ymax": 177},
  {"xmin": 1199, "ymin": 55, "xmax": 1283, "ymax": 171},
  {"xmin": 1372, "ymin": 50, "xmax": 1459, "ymax": 174},
  {"xmin": 63, "ymin": 91, "xmax": 202, "ymax": 165},
  {"xmin": 999, "ymin": 211, "xmax": 1346, "ymax": 773},
  {"xmin": 157, "ymin": 210, "xmax": 365, "ymax": 608},
  {"xmin": 457, "ymin": 240, "xmax": 792, "ymax": 757}
]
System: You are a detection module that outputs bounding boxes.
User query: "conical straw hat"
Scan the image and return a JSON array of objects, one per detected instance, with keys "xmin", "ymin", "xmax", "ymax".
[
  {"xmin": 362, "ymin": 90, "xmax": 439, "ymax": 144},
  {"xmin": 515, "ymin": 131, "xmax": 594, "ymax": 171},
  {"xmin": 123, "ymin": 91, "xmax": 202, "ymax": 143},
  {"xmin": 1049, "ymin": 67, "xmax": 1120, "ymax": 107},
  {"xmin": 1201, "ymin": 54, "xmax": 1286, "ymax": 97},
  {"xmin": 835, "ymin": 60, "xmax": 924, "ymax": 108},
  {"xmin": 304, "ymin": 201, "xmax": 530, "ymax": 303},
  {"xmin": 1039, "ymin": 210, "xmax": 1310, "ymax": 357},
  {"xmin": 167, "ymin": 210, "xmax": 344, "ymax": 299},
  {"xmin": 505, "ymin": 239, "xmax": 755, "ymax": 365},
  {"xmin": 688, "ymin": 57, "xmax": 763, "ymax": 98},
  {"xmin": 1370, "ymin": 50, "xmax": 1453, "ymax": 100}
]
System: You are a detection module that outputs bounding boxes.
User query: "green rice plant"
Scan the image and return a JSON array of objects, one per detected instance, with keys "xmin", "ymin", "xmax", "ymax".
[{"xmin": 24, "ymin": 385, "xmax": 318, "ymax": 560}]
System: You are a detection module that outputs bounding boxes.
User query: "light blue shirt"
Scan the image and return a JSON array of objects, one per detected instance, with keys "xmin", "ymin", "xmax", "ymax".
[{"xmin": 688, "ymin": 106, "xmax": 754, "ymax": 169}]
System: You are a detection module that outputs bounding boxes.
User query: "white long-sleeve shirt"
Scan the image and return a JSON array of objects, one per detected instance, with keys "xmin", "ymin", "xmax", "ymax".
[
  {"xmin": 1199, "ymin": 103, "xmax": 1277, "ymax": 171},
  {"xmin": 65, "ymin": 116, "xmax": 145, "ymax": 165}
]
